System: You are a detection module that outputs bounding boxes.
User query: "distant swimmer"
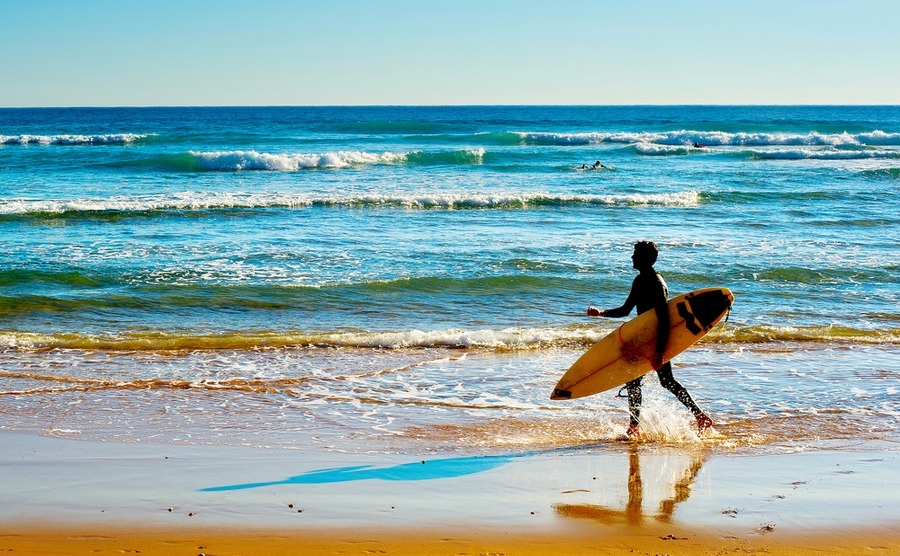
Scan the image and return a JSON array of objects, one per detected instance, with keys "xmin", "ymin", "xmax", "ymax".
[
  {"xmin": 581, "ymin": 161, "xmax": 607, "ymax": 170},
  {"xmin": 692, "ymin": 142, "xmax": 705, "ymax": 149}
]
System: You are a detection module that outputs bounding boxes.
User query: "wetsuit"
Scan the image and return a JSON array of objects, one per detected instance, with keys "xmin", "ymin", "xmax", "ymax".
[{"xmin": 603, "ymin": 269, "xmax": 704, "ymax": 425}]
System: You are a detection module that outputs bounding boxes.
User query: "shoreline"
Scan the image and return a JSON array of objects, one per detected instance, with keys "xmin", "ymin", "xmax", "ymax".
[{"xmin": 2, "ymin": 430, "xmax": 899, "ymax": 554}]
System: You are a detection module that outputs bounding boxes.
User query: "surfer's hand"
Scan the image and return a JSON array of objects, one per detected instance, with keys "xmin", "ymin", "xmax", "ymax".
[{"xmin": 587, "ymin": 306, "xmax": 604, "ymax": 317}]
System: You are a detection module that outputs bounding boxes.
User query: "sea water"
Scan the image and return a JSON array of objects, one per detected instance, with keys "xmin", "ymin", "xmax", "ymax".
[{"xmin": 1, "ymin": 106, "xmax": 898, "ymax": 455}]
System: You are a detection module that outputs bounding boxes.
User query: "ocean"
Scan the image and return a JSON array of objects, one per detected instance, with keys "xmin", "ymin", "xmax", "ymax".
[{"xmin": 1, "ymin": 105, "xmax": 898, "ymax": 455}]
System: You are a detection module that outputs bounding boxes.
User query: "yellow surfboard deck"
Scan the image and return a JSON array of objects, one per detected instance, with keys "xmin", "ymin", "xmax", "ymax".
[{"xmin": 551, "ymin": 287, "xmax": 733, "ymax": 400}]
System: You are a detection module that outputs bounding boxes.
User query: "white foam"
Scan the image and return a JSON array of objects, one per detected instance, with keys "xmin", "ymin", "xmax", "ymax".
[
  {"xmin": 634, "ymin": 142, "xmax": 695, "ymax": 155},
  {"xmin": 516, "ymin": 131, "xmax": 651, "ymax": 145},
  {"xmin": 0, "ymin": 133, "xmax": 150, "ymax": 145},
  {"xmin": 748, "ymin": 148, "xmax": 900, "ymax": 160},
  {"xmin": 517, "ymin": 129, "xmax": 900, "ymax": 147},
  {"xmin": 858, "ymin": 130, "xmax": 900, "ymax": 145},
  {"xmin": 0, "ymin": 327, "xmax": 611, "ymax": 352},
  {"xmin": 189, "ymin": 149, "xmax": 408, "ymax": 170},
  {"xmin": 0, "ymin": 192, "xmax": 308, "ymax": 215},
  {"xmin": 0, "ymin": 190, "xmax": 702, "ymax": 215},
  {"xmin": 324, "ymin": 326, "xmax": 609, "ymax": 349}
]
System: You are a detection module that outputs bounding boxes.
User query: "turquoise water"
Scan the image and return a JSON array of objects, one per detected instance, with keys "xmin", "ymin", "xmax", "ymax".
[{"xmin": 1, "ymin": 106, "xmax": 898, "ymax": 453}]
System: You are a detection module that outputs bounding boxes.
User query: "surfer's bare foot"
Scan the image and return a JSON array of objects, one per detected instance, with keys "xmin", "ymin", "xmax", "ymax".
[
  {"xmin": 696, "ymin": 413, "xmax": 714, "ymax": 435},
  {"xmin": 616, "ymin": 423, "xmax": 642, "ymax": 441}
]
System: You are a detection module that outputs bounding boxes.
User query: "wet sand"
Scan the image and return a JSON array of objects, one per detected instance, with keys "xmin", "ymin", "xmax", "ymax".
[{"xmin": 1, "ymin": 431, "xmax": 898, "ymax": 555}]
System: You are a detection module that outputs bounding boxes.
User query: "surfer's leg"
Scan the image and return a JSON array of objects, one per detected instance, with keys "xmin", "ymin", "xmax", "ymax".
[
  {"xmin": 626, "ymin": 377, "xmax": 642, "ymax": 425},
  {"xmin": 657, "ymin": 363, "xmax": 714, "ymax": 434},
  {"xmin": 616, "ymin": 377, "xmax": 643, "ymax": 440},
  {"xmin": 656, "ymin": 362, "xmax": 702, "ymax": 416}
]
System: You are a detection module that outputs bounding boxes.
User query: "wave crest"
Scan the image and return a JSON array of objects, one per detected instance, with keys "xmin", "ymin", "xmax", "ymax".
[
  {"xmin": 516, "ymin": 129, "xmax": 900, "ymax": 147},
  {"xmin": 633, "ymin": 143, "xmax": 696, "ymax": 156},
  {"xmin": 186, "ymin": 148, "xmax": 486, "ymax": 171},
  {"xmin": 189, "ymin": 149, "xmax": 407, "ymax": 170},
  {"xmin": 861, "ymin": 167, "xmax": 900, "ymax": 180},
  {"xmin": 3, "ymin": 324, "xmax": 897, "ymax": 352},
  {"xmin": 1, "ymin": 133, "xmax": 151, "ymax": 145},
  {"xmin": 743, "ymin": 148, "xmax": 900, "ymax": 160},
  {"xmin": 0, "ymin": 190, "xmax": 701, "ymax": 217}
]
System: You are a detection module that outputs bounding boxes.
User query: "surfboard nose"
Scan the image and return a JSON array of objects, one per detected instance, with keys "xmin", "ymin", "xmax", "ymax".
[{"xmin": 686, "ymin": 288, "xmax": 733, "ymax": 330}]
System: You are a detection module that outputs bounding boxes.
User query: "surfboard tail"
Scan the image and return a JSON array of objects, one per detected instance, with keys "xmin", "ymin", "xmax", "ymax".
[{"xmin": 550, "ymin": 388, "xmax": 572, "ymax": 400}]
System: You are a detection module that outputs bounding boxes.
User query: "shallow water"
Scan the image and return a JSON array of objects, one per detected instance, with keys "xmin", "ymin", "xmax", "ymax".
[{"xmin": 2, "ymin": 341, "xmax": 896, "ymax": 455}]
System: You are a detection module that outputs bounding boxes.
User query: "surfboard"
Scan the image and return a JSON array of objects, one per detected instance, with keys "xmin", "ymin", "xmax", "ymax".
[{"xmin": 551, "ymin": 287, "xmax": 733, "ymax": 400}]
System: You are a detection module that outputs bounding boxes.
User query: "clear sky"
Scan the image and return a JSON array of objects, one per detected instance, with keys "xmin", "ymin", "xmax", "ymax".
[{"xmin": 2, "ymin": 0, "xmax": 898, "ymax": 107}]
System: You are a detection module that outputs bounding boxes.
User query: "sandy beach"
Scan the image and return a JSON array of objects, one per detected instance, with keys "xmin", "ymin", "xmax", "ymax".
[{"xmin": 2, "ymin": 430, "xmax": 898, "ymax": 555}]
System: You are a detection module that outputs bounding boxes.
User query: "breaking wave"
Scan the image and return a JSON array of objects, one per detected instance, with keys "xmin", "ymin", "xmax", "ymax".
[
  {"xmin": 0, "ymin": 133, "xmax": 152, "ymax": 145},
  {"xmin": 2, "ymin": 324, "xmax": 897, "ymax": 353},
  {"xmin": 182, "ymin": 148, "xmax": 487, "ymax": 171},
  {"xmin": 0, "ymin": 190, "xmax": 701, "ymax": 218},
  {"xmin": 514, "ymin": 129, "xmax": 900, "ymax": 147},
  {"xmin": 632, "ymin": 143, "xmax": 900, "ymax": 160},
  {"xmin": 189, "ymin": 149, "xmax": 407, "ymax": 170},
  {"xmin": 633, "ymin": 143, "xmax": 698, "ymax": 156},
  {"xmin": 740, "ymin": 148, "xmax": 900, "ymax": 160}
]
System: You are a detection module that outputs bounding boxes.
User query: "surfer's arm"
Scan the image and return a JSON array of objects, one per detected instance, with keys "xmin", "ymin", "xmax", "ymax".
[{"xmin": 587, "ymin": 290, "xmax": 636, "ymax": 318}]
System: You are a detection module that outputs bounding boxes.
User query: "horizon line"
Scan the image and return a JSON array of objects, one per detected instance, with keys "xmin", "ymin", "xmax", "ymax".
[{"xmin": 3, "ymin": 103, "xmax": 900, "ymax": 110}]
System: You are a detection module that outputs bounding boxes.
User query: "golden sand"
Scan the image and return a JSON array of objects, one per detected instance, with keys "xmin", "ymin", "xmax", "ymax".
[{"xmin": 2, "ymin": 524, "xmax": 899, "ymax": 556}]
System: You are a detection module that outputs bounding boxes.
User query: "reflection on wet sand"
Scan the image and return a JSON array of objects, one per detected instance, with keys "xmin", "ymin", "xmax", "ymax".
[
  {"xmin": 554, "ymin": 446, "xmax": 706, "ymax": 526},
  {"xmin": 199, "ymin": 453, "xmax": 518, "ymax": 492}
]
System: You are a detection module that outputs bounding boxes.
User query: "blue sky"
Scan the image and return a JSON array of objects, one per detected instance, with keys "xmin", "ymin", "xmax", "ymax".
[{"xmin": 2, "ymin": 0, "xmax": 898, "ymax": 106}]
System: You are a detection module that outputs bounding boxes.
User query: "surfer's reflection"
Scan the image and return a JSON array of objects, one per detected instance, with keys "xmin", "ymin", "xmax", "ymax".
[{"xmin": 554, "ymin": 446, "xmax": 705, "ymax": 526}]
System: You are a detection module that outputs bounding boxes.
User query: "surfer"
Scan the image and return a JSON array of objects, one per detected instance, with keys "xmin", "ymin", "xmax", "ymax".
[{"xmin": 586, "ymin": 241, "xmax": 714, "ymax": 439}]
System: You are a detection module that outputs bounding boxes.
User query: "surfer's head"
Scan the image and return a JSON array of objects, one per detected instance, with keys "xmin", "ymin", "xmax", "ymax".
[{"xmin": 632, "ymin": 241, "xmax": 658, "ymax": 269}]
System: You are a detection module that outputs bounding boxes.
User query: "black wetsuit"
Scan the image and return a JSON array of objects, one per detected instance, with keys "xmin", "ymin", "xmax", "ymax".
[{"xmin": 604, "ymin": 269, "xmax": 703, "ymax": 425}]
